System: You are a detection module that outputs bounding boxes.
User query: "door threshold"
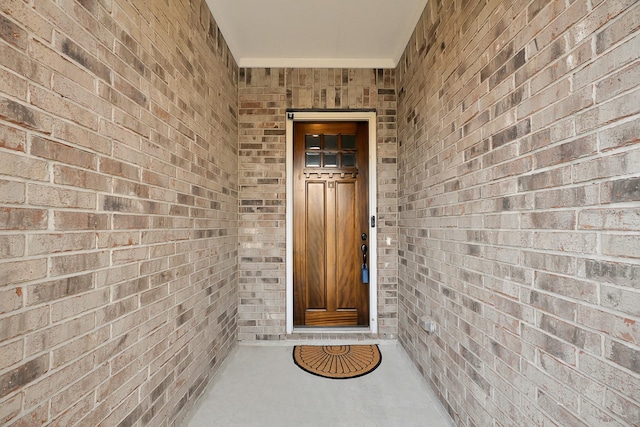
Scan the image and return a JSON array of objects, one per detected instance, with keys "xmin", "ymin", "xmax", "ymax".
[{"xmin": 292, "ymin": 326, "xmax": 372, "ymax": 334}]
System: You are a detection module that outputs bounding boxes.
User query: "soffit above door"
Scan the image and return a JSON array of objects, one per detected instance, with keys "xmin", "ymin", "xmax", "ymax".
[{"xmin": 204, "ymin": 0, "xmax": 428, "ymax": 69}]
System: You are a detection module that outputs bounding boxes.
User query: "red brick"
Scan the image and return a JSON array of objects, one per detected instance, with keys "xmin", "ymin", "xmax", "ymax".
[
  {"xmin": 537, "ymin": 390, "xmax": 589, "ymax": 427},
  {"xmin": 96, "ymin": 231, "xmax": 139, "ymax": 248},
  {"xmin": 515, "ymin": 38, "xmax": 566, "ymax": 87},
  {"xmin": 24, "ymin": 313, "xmax": 95, "ymax": 356},
  {"xmin": 52, "ymin": 119, "xmax": 111, "ymax": 155},
  {"xmin": 113, "ymin": 74, "xmax": 148, "ymax": 108},
  {"xmin": 0, "ymin": 306, "xmax": 48, "ymax": 341},
  {"xmin": 583, "ymin": 258, "xmax": 640, "ymax": 288},
  {"xmin": 601, "ymin": 176, "xmax": 640, "ymax": 204},
  {"xmin": 573, "ymin": 150, "xmax": 640, "ymax": 183},
  {"xmin": 113, "ymin": 214, "xmax": 150, "ymax": 230},
  {"xmin": 595, "ymin": 61, "xmax": 640, "ymax": 103},
  {"xmin": 113, "ymin": 178, "xmax": 149, "ymax": 198},
  {"xmin": 51, "ymin": 327, "xmax": 110, "ymax": 368},
  {"xmin": 602, "ymin": 234, "xmax": 640, "ymax": 259},
  {"xmin": 0, "ymin": 123, "xmax": 26, "ymax": 152},
  {"xmin": 0, "ymin": 179, "xmax": 25, "ymax": 203},
  {"xmin": 579, "ymin": 208, "xmax": 640, "ymax": 231},
  {"xmin": 522, "ymin": 323, "xmax": 577, "ymax": 365},
  {"xmin": 601, "ymin": 284, "xmax": 640, "ymax": 318},
  {"xmin": 30, "ymin": 85, "xmax": 98, "ymax": 130},
  {"xmin": 535, "ymin": 272, "xmax": 598, "ymax": 303},
  {"xmin": 0, "ymin": 96, "xmax": 53, "ymax": 133},
  {"xmin": 531, "ymin": 85, "xmax": 594, "ymax": 131},
  {"xmin": 523, "ymin": 250, "xmax": 575, "ymax": 275},
  {"xmin": 0, "ymin": 67, "xmax": 27, "ymax": 101},
  {"xmin": 96, "ymin": 297, "xmax": 139, "ymax": 327},
  {"xmin": 521, "ymin": 118, "xmax": 575, "ymax": 153},
  {"xmin": 113, "ymin": 108, "xmax": 150, "ymax": 138},
  {"xmin": 55, "ymin": 34, "xmax": 111, "ymax": 83},
  {"xmin": 3, "ymin": 0, "xmax": 54, "ymax": 42},
  {"xmin": 50, "ymin": 364, "xmax": 109, "ymax": 418},
  {"xmin": 53, "ymin": 211, "xmax": 109, "ymax": 231},
  {"xmin": 22, "ymin": 354, "xmax": 93, "ymax": 410},
  {"xmin": 577, "ymin": 88, "xmax": 640, "ymax": 135},
  {"xmin": 25, "ymin": 273, "xmax": 94, "ymax": 305},
  {"xmin": 27, "ymin": 233, "xmax": 95, "ymax": 256},
  {"xmin": 30, "ymin": 38, "xmax": 93, "ymax": 90},
  {"xmin": 520, "ymin": 78, "xmax": 571, "ymax": 118},
  {"xmin": 605, "ymin": 339, "xmax": 640, "ymax": 374},
  {"xmin": 57, "ymin": 0, "xmax": 115, "ymax": 45},
  {"xmin": 574, "ymin": 33, "xmax": 639, "ymax": 91},
  {"xmin": 0, "ymin": 14, "xmax": 25, "ymax": 51},
  {"xmin": 530, "ymin": 40, "xmax": 592, "ymax": 95},
  {"xmin": 0, "ymin": 207, "xmax": 47, "ymax": 230},
  {"xmin": 568, "ymin": 0, "xmax": 637, "ymax": 47},
  {"xmin": 0, "ymin": 393, "xmax": 21, "ymax": 424},
  {"xmin": 30, "ymin": 135, "xmax": 97, "ymax": 169},
  {"xmin": 595, "ymin": 3, "xmax": 640, "ymax": 54},
  {"xmin": 535, "ymin": 185, "xmax": 600, "ymax": 209},
  {"xmin": 53, "ymin": 164, "xmax": 111, "ymax": 192},
  {"xmin": 0, "ymin": 287, "xmax": 22, "ymax": 315},
  {"xmin": 533, "ymin": 135, "xmax": 598, "ymax": 169},
  {"xmin": 0, "ymin": 354, "xmax": 49, "ymax": 400},
  {"xmin": 0, "ymin": 235, "xmax": 24, "ymax": 258},
  {"xmin": 518, "ymin": 165, "xmax": 571, "ymax": 191},
  {"xmin": 0, "ymin": 151, "xmax": 49, "ymax": 181},
  {"xmin": 599, "ymin": 118, "xmax": 640, "ymax": 151},
  {"xmin": 532, "ymin": 231, "xmax": 597, "ymax": 254},
  {"xmin": 605, "ymin": 389, "xmax": 640, "ymax": 426},
  {"xmin": 49, "ymin": 251, "xmax": 110, "ymax": 277},
  {"xmin": 99, "ymin": 157, "xmax": 140, "ymax": 180},
  {"xmin": 27, "ymin": 184, "xmax": 96, "ymax": 209},
  {"xmin": 522, "ymin": 211, "xmax": 576, "ymax": 230},
  {"xmin": 48, "ymin": 394, "xmax": 94, "ymax": 427},
  {"xmin": 95, "ymin": 263, "xmax": 139, "ymax": 287},
  {"xmin": 9, "ymin": 403, "xmax": 48, "ymax": 427}
]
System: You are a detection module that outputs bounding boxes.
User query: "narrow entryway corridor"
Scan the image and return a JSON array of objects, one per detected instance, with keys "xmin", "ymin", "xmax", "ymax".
[
  {"xmin": 185, "ymin": 342, "xmax": 454, "ymax": 427},
  {"xmin": 2, "ymin": 1, "xmax": 639, "ymax": 426}
]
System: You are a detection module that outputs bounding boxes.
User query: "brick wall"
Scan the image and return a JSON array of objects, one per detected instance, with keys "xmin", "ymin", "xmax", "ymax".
[
  {"xmin": 397, "ymin": 0, "xmax": 639, "ymax": 426},
  {"xmin": 237, "ymin": 68, "xmax": 399, "ymax": 340},
  {"xmin": 0, "ymin": 1, "xmax": 238, "ymax": 426}
]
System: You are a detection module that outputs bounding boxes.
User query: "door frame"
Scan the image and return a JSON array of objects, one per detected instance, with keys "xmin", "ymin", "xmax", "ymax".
[{"xmin": 285, "ymin": 110, "xmax": 378, "ymax": 334}]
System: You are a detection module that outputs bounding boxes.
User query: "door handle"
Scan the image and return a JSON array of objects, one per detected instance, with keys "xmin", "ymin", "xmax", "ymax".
[
  {"xmin": 361, "ymin": 244, "xmax": 369, "ymax": 284},
  {"xmin": 361, "ymin": 243, "xmax": 367, "ymax": 265}
]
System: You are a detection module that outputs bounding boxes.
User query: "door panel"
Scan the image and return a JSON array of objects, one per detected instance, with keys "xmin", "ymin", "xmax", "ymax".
[
  {"xmin": 335, "ymin": 180, "xmax": 357, "ymax": 310},
  {"xmin": 293, "ymin": 121, "xmax": 369, "ymax": 327},
  {"xmin": 305, "ymin": 181, "xmax": 326, "ymax": 309}
]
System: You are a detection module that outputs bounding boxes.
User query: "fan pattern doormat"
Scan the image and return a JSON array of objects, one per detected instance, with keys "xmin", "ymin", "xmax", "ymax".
[{"xmin": 292, "ymin": 344, "xmax": 382, "ymax": 379}]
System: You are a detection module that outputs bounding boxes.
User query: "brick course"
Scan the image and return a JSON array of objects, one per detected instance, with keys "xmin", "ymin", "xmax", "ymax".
[
  {"xmin": 398, "ymin": 0, "xmax": 640, "ymax": 426},
  {"xmin": 0, "ymin": 1, "xmax": 237, "ymax": 426}
]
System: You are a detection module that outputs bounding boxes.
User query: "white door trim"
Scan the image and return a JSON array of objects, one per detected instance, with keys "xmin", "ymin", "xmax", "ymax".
[{"xmin": 285, "ymin": 111, "xmax": 378, "ymax": 334}]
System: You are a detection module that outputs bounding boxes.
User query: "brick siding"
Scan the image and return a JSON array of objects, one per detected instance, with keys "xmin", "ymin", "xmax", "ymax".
[
  {"xmin": 0, "ymin": 1, "xmax": 238, "ymax": 426},
  {"xmin": 2, "ymin": 0, "xmax": 639, "ymax": 426},
  {"xmin": 397, "ymin": 0, "xmax": 640, "ymax": 426},
  {"xmin": 237, "ymin": 68, "xmax": 399, "ymax": 340}
]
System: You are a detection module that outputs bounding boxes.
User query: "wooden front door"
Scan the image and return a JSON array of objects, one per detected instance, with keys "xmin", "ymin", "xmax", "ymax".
[{"xmin": 293, "ymin": 122, "xmax": 369, "ymax": 327}]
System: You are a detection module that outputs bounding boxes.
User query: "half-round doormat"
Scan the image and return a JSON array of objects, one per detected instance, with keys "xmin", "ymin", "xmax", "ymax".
[{"xmin": 292, "ymin": 344, "xmax": 382, "ymax": 379}]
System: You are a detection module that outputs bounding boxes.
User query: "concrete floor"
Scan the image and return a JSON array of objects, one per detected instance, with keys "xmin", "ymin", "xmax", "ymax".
[{"xmin": 184, "ymin": 341, "xmax": 455, "ymax": 427}]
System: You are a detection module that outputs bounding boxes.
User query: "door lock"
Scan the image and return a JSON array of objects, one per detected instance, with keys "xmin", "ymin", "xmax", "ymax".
[{"xmin": 361, "ymin": 243, "xmax": 369, "ymax": 284}]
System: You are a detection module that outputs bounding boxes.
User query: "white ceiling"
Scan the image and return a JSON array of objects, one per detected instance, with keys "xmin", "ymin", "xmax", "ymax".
[{"xmin": 204, "ymin": 0, "xmax": 428, "ymax": 69}]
